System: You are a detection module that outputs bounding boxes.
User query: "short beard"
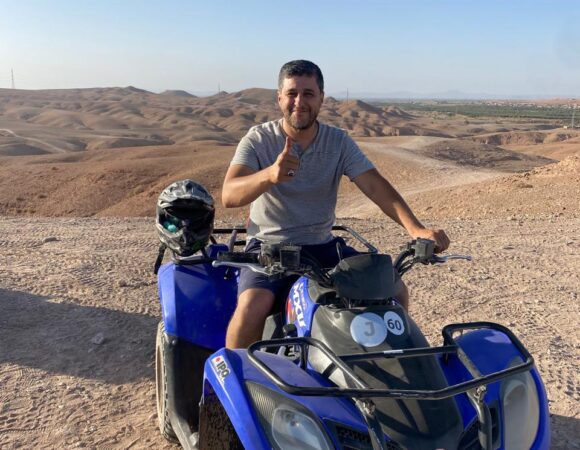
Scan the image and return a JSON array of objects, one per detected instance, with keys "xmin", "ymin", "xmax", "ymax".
[{"xmin": 285, "ymin": 111, "xmax": 318, "ymax": 131}]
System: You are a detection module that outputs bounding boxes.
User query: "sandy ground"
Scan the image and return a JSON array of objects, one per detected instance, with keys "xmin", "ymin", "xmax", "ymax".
[{"xmin": 0, "ymin": 212, "xmax": 578, "ymax": 449}]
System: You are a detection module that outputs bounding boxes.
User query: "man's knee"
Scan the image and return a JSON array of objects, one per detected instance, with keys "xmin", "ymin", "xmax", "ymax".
[
  {"xmin": 226, "ymin": 289, "xmax": 275, "ymax": 349},
  {"xmin": 231, "ymin": 289, "xmax": 276, "ymax": 329}
]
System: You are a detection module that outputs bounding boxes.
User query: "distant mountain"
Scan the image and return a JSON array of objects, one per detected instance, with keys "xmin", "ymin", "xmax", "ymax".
[
  {"xmin": 159, "ymin": 90, "xmax": 197, "ymax": 98},
  {"xmin": 124, "ymin": 86, "xmax": 153, "ymax": 94},
  {"xmin": 330, "ymin": 90, "xmax": 580, "ymax": 101},
  {"xmin": 0, "ymin": 85, "xmax": 449, "ymax": 156}
]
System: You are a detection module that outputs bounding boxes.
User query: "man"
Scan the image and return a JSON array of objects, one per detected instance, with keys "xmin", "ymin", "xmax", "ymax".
[{"xmin": 222, "ymin": 60, "xmax": 449, "ymax": 349}]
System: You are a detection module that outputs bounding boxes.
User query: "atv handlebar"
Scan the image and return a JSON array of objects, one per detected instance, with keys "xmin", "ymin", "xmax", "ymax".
[
  {"xmin": 157, "ymin": 226, "xmax": 472, "ymax": 279},
  {"xmin": 212, "ymin": 236, "xmax": 472, "ymax": 281},
  {"xmin": 393, "ymin": 238, "xmax": 471, "ymax": 276}
]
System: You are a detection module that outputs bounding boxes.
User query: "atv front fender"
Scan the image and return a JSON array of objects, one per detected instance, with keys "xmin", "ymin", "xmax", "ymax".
[
  {"xmin": 200, "ymin": 348, "xmax": 372, "ymax": 449},
  {"xmin": 440, "ymin": 328, "xmax": 550, "ymax": 450},
  {"xmin": 157, "ymin": 245, "xmax": 237, "ymax": 349}
]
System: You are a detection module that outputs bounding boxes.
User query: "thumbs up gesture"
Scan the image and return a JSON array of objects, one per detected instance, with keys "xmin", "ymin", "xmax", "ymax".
[{"xmin": 269, "ymin": 137, "xmax": 300, "ymax": 183}]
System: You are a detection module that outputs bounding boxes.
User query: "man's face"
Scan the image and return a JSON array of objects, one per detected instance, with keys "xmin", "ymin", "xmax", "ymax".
[{"xmin": 278, "ymin": 75, "xmax": 324, "ymax": 131}]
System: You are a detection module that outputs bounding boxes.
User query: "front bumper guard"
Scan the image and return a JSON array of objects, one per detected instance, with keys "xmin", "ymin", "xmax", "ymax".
[{"xmin": 248, "ymin": 321, "xmax": 534, "ymax": 450}]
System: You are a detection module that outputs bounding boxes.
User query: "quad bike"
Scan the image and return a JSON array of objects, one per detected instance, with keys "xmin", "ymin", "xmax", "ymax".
[{"xmin": 154, "ymin": 224, "xmax": 550, "ymax": 450}]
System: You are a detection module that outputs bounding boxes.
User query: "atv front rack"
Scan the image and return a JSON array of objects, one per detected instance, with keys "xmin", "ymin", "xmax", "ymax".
[
  {"xmin": 248, "ymin": 322, "xmax": 534, "ymax": 450},
  {"xmin": 248, "ymin": 321, "xmax": 533, "ymax": 399}
]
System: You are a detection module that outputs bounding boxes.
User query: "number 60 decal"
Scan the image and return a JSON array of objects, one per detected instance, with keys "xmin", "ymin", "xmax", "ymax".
[{"xmin": 384, "ymin": 311, "xmax": 405, "ymax": 336}]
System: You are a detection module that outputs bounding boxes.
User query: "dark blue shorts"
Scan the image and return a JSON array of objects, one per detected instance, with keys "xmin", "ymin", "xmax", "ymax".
[{"xmin": 238, "ymin": 237, "xmax": 358, "ymax": 297}]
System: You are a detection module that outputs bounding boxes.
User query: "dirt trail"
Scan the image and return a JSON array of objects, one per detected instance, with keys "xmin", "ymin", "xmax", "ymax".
[
  {"xmin": 362, "ymin": 139, "xmax": 505, "ymax": 193},
  {"xmin": 339, "ymin": 139, "xmax": 506, "ymax": 218},
  {"xmin": 0, "ymin": 216, "xmax": 578, "ymax": 449},
  {"xmin": 0, "ymin": 128, "xmax": 68, "ymax": 154}
]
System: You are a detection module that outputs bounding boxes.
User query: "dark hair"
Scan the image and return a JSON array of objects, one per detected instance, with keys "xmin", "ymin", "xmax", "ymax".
[{"xmin": 278, "ymin": 60, "xmax": 324, "ymax": 92}]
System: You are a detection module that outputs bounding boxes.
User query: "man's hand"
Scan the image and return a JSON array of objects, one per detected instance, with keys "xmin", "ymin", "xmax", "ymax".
[
  {"xmin": 269, "ymin": 137, "xmax": 299, "ymax": 183},
  {"xmin": 413, "ymin": 228, "xmax": 450, "ymax": 253},
  {"xmin": 222, "ymin": 137, "xmax": 300, "ymax": 207}
]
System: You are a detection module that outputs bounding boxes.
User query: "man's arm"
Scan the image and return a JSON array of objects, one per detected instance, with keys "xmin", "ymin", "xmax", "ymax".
[
  {"xmin": 353, "ymin": 169, "xmax": 450, "ymax": 251},
  {"xmin": 222, "ymin": 137, "xmax": 299, "ymax": 208},
  {"xmin": 222, "ymin": 164, "xmax": 271, "ymax": 207}
]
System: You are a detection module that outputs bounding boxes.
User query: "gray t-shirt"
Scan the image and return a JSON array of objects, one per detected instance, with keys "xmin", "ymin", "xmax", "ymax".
[{"xmin": 231, "ymin": 119, "xmax": 374, "ymax": 245}]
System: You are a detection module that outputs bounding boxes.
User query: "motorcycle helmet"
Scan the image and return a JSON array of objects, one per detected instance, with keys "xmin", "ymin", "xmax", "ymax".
[{"xmin": 155, "ymin": 179, "xmax": 215, "ymax": 256}]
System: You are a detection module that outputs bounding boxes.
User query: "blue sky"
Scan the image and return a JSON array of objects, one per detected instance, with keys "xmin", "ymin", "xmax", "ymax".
[{"xmin": 1, "ymin": 0, "xmax": 579, "ymax": 97}]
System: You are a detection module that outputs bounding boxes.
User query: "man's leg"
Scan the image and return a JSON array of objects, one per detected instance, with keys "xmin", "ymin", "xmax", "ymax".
[{"xmin": 225, "ymin": 288, "xmax": 274, "ymax": 349}]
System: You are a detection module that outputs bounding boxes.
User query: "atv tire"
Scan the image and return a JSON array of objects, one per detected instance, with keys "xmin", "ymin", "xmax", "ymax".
[{"xmin": 156, "ymin": 321, "xmax": 178, "ymax": 442}]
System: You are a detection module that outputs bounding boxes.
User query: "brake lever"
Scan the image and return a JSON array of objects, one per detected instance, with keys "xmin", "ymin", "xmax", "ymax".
[
  {"xmin": 212, "ymin": 260, "xmax": 291, "ymax": 278},
  {"xmin": 212, "ymin": 260, "xmax": 270, "ymax": 275},
  {"xmin": 430, "ymin": 254, "xmax": 473, "ymax": 264}
]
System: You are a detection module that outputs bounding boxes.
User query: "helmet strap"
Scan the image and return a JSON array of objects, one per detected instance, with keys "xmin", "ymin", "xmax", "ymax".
[{"xmin": 154, "ymin": 243, "xmax": 167, "ymax": 274}]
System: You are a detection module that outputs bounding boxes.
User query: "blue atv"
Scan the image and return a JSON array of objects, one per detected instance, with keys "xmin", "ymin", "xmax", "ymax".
[{"xmin": 154, "ymin": 223, "xmax": 550, "ymax": 450}]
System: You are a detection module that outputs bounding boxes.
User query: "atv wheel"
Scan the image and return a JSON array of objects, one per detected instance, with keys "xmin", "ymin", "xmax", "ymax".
[{"xmin": 156, "ymin": 321, "xmax": 178, "ymax": 442}]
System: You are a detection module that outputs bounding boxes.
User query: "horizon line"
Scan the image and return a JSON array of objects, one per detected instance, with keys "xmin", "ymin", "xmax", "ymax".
[{"xmin": 0, "ymin": 85, "xmax": 578, "ymax": 102}]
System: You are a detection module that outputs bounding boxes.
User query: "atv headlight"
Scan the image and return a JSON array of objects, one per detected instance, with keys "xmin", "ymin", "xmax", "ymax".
[
  {"xmin": 271, "ymin": 405, "xmax": 332, "ymax": 450},
  {"xmin": 501, "ymin": 358, "xmax": 540, "ymax": 450},
  {"xmin": 246, "ymin": 381, "xmax": 333, "ymax": 450}
]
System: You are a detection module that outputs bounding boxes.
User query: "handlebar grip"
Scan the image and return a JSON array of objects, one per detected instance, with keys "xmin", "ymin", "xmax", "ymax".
[
  {"xmin": 430, "ymin": 255, "xmax": 446, "ymax": 264},
  {"xmin": 217, "ymin": 252, "xmax": 259, "ymax": 264}
]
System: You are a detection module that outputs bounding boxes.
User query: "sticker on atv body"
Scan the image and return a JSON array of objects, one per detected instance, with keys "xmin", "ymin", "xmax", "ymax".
[
  {"xmin": 211, "ymin": 355, "xmax": 231, "ymax": 381},
  {"xmin": 290, "ymin": 280, "xmax": 308, "ymax": 328},
  {"xmin": 384, "ymin": 311, "xmax": 405, "ymax": 336},
  {"xmin": 350, "ymin": 313, "xmax": 388, "ymax": 347},
  {"xmin": 292, "ymin": 287, "xmax": 306, "ymax": 327}
]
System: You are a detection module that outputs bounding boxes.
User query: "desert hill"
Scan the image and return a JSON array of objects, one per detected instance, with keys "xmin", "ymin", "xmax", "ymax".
[
  {"xmin": 421, "ymin": 139, "xmax": 554, "ymax": 171},
  {"xmin": 471, "ymin": 129, "xmax": 580, "ymax": 146},
  {"xmin": 2, "ymin": 86, "xmax": 578, "ymax": 157},
  {"xmin": 0, "ymin": 134, "xmax": 577, "ymax": 222},
  {"xmin": 0, "ymin": 86, "xmax": 579, "ymax": 220},
  {"xmin": 0, "ymin": 87, "xmax": 450, "ymax": 156},
  {"xmin": 159, "ymin": 89, "xmax": 197, "ymax": 98},
  {"xmin": 408, "ymin": 155, "xmax": 580, "ymax": 220}
]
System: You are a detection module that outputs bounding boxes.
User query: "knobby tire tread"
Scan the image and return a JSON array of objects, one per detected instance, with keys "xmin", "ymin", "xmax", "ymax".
[{"xmin": 156, "ymin": 321, "xmax": 178, "ymax": 442}]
